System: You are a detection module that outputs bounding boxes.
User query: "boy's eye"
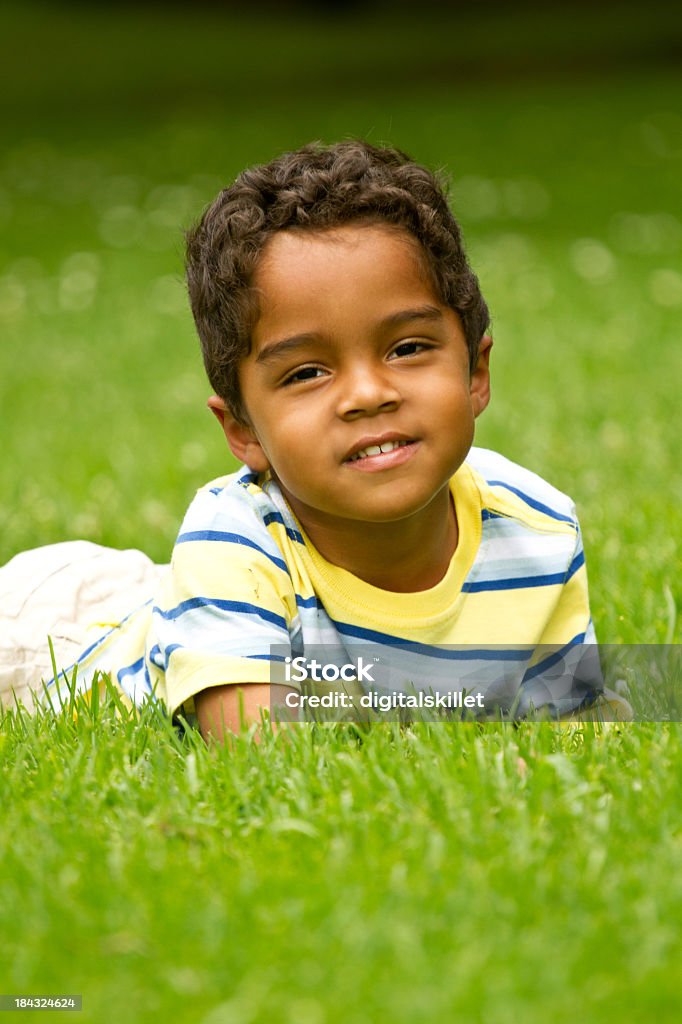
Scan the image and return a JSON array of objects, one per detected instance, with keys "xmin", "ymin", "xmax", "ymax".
[
  {"xmin": 389, "ymin": 340, "xmax": 430, "ymax": 359},
  {"xmin": 282, "ymin": 365, "xmax": 327, "ymax": 385}
]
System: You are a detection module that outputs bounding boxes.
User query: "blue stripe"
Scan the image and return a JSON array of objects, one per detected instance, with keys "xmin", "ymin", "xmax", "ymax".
[
  {"xmin": 246, "ymin": 653, "xmax": 288, "ymax": 662},
  {"xmin": 296, "ymin": 594, "xmax": 323, "ymax": 609},
  {"xmin": 47, "ymin": 619, "xmax": 121, "ymax": 684},
  {"xmin": 164, "ymin": 643, "xmax": 184, "ymax": 669},
  {"xmin": 44, "ymin": 601, "xmax": 154, "ymax": 691},
  {"xmin": 463, "ymin": 570, "xmax": 567, "ymax": 593},
  {"xmin": 462, "ymin": 547, "xmax": 585, "ymax": 594},
  {"xmin": 175, "ymin": 529, "xmax": 289, "ymax": 574},
  {"xmin": 565, "ymin": 549, "xmax": 585, "ymax": 581},
  {"xmin": 521, "ymin": 632, "xmax": 587, "ymax": 683},
  {"xmin": 238, "ymin": 470, "xmax": 259, "ymax": 486},
  {"xmin": 117, "ymin": 656, "xmax": 145, "ymax": 686},
  {"xmin": 153, "ymin": 597, "xmax": 288, "ymax": 631},
  {"xmin": 331, "ymin": 619, "xmax": 529, "ymax": 661},
  {"xmin": 262, "ymin": 512, "xmax": 304, "ymax": 544},
  {"xmin": 481, "ymin": 509, "xmax": 506, "ymax": 522},
  {"xmin": 487, "ymin": 481, "xmax": 576, "ymax": 525},
  {"xmin": 148, "ymin": 643, "xmax": 163, "ymax": 669}
]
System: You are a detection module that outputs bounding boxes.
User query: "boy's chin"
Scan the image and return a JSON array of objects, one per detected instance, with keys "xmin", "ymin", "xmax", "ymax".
[{"xmin": 327, "ymin": 495, "xmax": 450, "ymax": 527}]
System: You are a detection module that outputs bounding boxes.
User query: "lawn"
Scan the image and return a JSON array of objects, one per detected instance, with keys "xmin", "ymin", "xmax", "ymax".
[
  {"xmin": 2, "ymin": 692, "xmax": 682, "ymax": 1024},
  {"xmin": 1, "ymin": 2, "xmax": 681, "ymax": 1020}
]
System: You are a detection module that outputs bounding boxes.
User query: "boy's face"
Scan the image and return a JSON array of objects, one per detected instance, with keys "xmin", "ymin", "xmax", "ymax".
[{"xmin": 211, "ymin": 224, "xmax": 491, "ymax": 533}]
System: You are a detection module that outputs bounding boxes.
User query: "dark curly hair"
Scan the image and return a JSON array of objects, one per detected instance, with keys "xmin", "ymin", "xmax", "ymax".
[{"xmin": 186, "ymin": 140, "xmax": 490, "ymax": 423}]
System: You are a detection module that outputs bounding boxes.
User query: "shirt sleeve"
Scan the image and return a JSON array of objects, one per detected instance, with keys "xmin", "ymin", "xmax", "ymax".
[
  {"xmin": 515, "ymin": 511, "xmax": 604, "ymax": 718},
  {"xmin": 146, "ymin": 479, "xmax": 301, "ymax": 716}
]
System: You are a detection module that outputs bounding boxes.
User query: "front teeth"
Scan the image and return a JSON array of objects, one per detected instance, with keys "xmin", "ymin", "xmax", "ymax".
[{"xmin": 349, "ymin": 440, "xmax": 410, "ymax": 462}]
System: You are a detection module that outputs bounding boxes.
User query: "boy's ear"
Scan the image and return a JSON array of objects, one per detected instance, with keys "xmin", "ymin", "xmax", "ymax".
[
  {"xmin": 207, "ymin": 396, "xmax": 271, "ymax": 473},
  {"xmin": 470, "ymin": 335, "xmax": 492, "ymax": 418}
]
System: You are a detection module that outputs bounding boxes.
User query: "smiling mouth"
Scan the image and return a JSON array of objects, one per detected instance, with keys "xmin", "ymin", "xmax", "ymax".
[
  {"xmin": 346, "ymin": 439, "xmax": 413, "ymax": 463},
  {"xmin": 343, "ymin": 438, "xmax": 419, "ymax": 472}
]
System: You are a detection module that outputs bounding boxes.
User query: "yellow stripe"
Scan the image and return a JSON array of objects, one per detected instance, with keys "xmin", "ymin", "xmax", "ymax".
[
  {"xmin": 171, "ymin": 541, "xmax": 302, "ymax": 620},
  {"xmin": 161, "ymin": 650, "xmax": 296, "ymax": 716},
  {"xmin": 474, "ymin": 477, "xmax": 577, "ymax": 536}
]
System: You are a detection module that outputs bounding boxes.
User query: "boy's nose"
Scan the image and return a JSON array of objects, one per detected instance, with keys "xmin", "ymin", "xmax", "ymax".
[{"xmin": 336, "ymin": 365, "xmax": 402, "ymax": 420}]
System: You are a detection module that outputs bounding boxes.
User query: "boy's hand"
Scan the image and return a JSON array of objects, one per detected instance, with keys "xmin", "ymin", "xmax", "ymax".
[{"xmin": 195, "ymin": 683, "xmax": 296, "ymax": 742}]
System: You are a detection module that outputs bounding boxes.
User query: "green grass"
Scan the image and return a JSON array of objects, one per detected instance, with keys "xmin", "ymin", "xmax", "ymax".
[
  {"xmin": 1, "ymin": 3, "xmax": 681, "ymax": 1019},
  {"xmin": 2, "ymin": 692, "xmax": 682, "ymax": 1024}
]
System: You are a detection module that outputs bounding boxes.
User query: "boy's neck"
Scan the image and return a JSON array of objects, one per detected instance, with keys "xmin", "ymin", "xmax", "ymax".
[{"xmin": 283, "ymin": 486, "xmax": 458, "ymax": 593}]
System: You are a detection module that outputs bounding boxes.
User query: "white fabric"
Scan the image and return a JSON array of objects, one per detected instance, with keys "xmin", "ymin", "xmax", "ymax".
[{"xmin": 0, "ymin": 541, "xmax": 164, "ymax": 710}]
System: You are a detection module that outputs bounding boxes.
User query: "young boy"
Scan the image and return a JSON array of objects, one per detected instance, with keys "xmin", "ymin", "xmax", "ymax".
[{"xmin": 0, "ymin": 140, "xmax": 631, "ymax": 736}]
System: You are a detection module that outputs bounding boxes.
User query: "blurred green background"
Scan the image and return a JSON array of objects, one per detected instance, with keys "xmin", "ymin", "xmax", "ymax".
[{"xmin": 1, "ymin": 0, "xmax": 681, "ymax": 641}]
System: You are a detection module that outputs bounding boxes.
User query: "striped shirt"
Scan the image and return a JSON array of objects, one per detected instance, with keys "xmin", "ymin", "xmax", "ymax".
[{"xmin": 45, "ymin": 448, "xmax": 600, "ymax": 719}]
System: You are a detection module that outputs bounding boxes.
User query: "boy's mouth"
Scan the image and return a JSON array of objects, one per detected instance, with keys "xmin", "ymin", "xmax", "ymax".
[{"xmin": 343, "ymin": 434, "xmax": 418, "ymax": 470}]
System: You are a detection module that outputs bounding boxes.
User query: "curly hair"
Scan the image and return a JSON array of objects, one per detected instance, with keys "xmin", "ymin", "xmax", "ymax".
[{"xmin": 185, "ymin": 140, "xmax": 490, "ymax": 422}]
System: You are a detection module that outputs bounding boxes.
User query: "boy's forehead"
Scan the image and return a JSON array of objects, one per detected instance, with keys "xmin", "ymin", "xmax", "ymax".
[
  {"xmin": 254, "ymin": 223, "xmax": 436, "ymax": 304},
  {"xmin": 259, "ymin": 220, "xmax": 425, "ymax": 260},
  {"xmin": 247, "ymin": 223, "xmax": 463, "ymax": 362}
]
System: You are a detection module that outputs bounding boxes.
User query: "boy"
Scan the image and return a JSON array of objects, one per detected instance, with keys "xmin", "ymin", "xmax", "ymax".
[{"xmin": 0, "ymin": 140, "xmax": 631, "ymax": 736}]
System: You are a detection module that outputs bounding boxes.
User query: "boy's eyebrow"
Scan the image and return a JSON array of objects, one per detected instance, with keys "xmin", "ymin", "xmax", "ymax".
[
  {"xmin": 255, "ymin": 306, "xmax": 444, "ymax": 365},
  {"xmin": 255, "ymin": 333, "xmax": 321, "ymax": 365},
  {"xmin": 381, "ymin": 304, "xmax": 444, "ymax": 328}
]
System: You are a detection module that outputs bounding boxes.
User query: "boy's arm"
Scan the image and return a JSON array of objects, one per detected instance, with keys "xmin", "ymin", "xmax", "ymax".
[{"xmin": 195, "ymin": 682, "xmax": 297, "ymax": 741}]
